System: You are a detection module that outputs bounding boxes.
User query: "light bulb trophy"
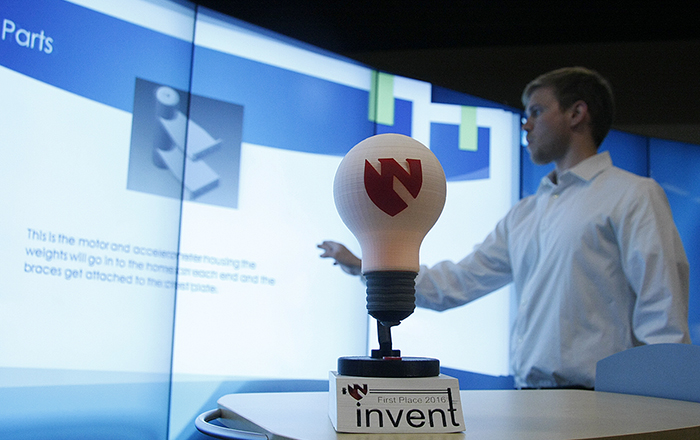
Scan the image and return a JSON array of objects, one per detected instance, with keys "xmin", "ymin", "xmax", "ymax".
[{"xmin": 329, "ymin": 133, "xmax": 464, "ymax": 433}]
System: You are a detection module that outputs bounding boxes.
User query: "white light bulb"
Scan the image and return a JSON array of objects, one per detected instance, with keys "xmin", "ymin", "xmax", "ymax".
[
  {"xmin": 334, "ymin": 133, "xmax": 446, "ymax": 273},
  {"xmin": 334, "ymin": 133, "xmax": 446, "ymax": 326}
]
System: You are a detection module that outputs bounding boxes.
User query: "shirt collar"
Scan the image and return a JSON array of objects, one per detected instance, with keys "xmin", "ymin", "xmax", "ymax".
[{"xmin": 542, "ymin": 151, "xmax": 613, "ymax": 188}]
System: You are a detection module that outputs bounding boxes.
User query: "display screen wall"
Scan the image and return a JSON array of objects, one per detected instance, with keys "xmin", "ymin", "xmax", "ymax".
[{"xmin": 1, "ymin": 1, "xmax": 520, "ymax": 438}]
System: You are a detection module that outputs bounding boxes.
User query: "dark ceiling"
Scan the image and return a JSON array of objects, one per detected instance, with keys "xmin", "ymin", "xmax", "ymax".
[{"xmin": 195, "ymin": 1, "xmax": 700, "ymax": 142}]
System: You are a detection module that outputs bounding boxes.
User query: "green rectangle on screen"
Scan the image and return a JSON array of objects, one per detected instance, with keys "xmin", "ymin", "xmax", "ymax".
[
  {"xmin": 369, "ymin": 71, "xmax": 395, "ymax": 126},
  {"xmin": 459, "ymin": 106, "xmax": 478, "ymax": 151}
]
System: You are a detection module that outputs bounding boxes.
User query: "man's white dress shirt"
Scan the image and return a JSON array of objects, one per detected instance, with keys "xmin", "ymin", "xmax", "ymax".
[{"xmin": 415, "ymin": 152, "xmax": 690, "ymax": 389}]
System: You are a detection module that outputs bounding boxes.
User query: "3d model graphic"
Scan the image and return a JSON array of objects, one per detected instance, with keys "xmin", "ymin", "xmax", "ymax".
[{"xmin": 153, "ymin": 85, "xmax": 221, "ymax": 199}]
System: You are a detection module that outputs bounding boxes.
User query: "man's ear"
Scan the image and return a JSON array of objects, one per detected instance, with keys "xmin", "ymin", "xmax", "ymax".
[{"xmin": 569, "ymin": 100, "xmax": 589, "ymax": 127}]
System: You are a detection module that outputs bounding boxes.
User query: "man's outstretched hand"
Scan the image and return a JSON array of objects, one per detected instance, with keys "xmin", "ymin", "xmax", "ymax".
[{"xmin": 317, "ymin": 241, "xmax": 362, "ymax": 276}]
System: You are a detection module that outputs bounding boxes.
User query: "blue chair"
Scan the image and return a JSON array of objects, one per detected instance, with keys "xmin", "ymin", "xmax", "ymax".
[{"xmin": 595, "ymin": 343, "xmax": 700, "ymax": 403}]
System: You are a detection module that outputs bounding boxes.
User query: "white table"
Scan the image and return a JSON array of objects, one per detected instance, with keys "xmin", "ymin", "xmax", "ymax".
[{"xmin": 209, "ymin": 390, "xmax": 700, "ymax": 439}]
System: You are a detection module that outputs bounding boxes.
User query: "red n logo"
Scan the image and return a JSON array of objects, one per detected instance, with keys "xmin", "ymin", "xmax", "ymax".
[
  {"xmin": 364, "ymin": 158, "xmax": 422, "ymax": 216},
  {"xmin": 346, "ymin": 384, "xmax": 369, "ymax": 401}
]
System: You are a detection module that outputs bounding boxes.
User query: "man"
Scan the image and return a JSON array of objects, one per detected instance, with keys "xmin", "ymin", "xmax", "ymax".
[{"xmin": 319, "ymin": 67, "xmax": 690, "ymax": 389}]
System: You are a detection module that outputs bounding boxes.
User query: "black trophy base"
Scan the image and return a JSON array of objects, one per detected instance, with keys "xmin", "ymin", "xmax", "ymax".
[{"xmin": 338, "ymin": 356, "xmax": 440, "ymax": 378}]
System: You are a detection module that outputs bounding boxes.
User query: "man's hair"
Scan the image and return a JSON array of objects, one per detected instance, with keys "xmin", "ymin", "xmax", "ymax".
[{"xmin": 522, "ymin": 67, "xmax": 615, "ymax": 147}]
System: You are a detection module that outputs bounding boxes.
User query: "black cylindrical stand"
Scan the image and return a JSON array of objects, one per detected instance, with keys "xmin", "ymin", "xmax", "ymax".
[{"xmin": 338, "ymin": 270, "xmax": 440, "ymax": 378}]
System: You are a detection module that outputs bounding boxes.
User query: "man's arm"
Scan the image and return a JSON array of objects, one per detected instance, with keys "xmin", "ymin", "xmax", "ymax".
[
  {"xmin": 415, "ymin": 216, "xmax": 514, "ymax": 311},
  {"xmin": 620, "ymin": 181, "xmax": 691, "ymax": 344}
]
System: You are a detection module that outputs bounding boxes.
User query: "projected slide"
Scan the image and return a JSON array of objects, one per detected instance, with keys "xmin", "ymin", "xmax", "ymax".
[
  {"xmin": 1, "ymin": 0, "xmax": 519, "ymax": 438},
  {"xmin": 0, "ymin": 0, "xmax": 519, "ymax": 384}
]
